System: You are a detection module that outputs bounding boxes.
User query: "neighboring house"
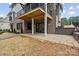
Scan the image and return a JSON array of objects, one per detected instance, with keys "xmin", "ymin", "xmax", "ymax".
[
  {"xmin": 7, "ymin": 8, "xmax": 24, "ymax": 33},
  {"xmin": 9, "ymin": 3, "xmax": 62, "ymax": 35},
  {"xmin": 0, "ymin": 17, "xmax": 10, "ymax": 31}
]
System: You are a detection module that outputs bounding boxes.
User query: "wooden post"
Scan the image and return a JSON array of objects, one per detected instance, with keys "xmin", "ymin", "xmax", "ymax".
[
  {"xmin": 44, "ymin": 3, "xmax": 47, "ymax": 36},
  {"xmin": 32, "ymin": 18, "xmax": 34, "ymax": 34}
]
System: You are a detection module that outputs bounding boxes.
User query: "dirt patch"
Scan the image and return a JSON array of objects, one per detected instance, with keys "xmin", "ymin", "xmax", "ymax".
[{"xmin": 0, "ymin": 35, "xmax": 78, "ymax": 56}]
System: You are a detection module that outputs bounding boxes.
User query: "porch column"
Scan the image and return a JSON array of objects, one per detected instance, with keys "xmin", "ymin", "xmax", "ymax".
[
  {"xmin": 22, "ymin": 20, "xmax": 25, "ymax": 33},
  {"xmin": 44, "ymin": 3, "xmax": 47, "ymax": 36},
  {"xmin": 32, "ymin": 18, "xmax": 34, "ymax": 35}
]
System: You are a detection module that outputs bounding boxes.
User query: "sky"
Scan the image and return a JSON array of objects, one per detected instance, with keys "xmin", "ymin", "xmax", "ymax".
[
  {"xmin": 0, "ymin": 3, "xmax": 11, "ymax": 17},
  {"xmin": 0, "ymin": 3, "xmax": 79, "ymax": 18},
  {"xmin": 61, "ymin": 3, "xmax": 79, "ymax": 19}
]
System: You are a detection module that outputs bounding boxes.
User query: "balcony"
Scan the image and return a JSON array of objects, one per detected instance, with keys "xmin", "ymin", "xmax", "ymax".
[
  {"xmin": 17, "ymin": 3, "xmax": 53, "ymax": 21},
  {"xmin": 17, "ymin": 3, "xmax": 46, "ymax": 17}
]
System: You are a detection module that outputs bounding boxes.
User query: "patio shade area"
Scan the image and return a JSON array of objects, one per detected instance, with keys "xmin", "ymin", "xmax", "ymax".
[{"xmin": 17, "ymin": 7, "xmax": 53, "ymax": 22}]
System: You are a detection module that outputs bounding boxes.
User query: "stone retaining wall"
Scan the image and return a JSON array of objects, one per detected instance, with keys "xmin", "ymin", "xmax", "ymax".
[{"xmin": 55, "ymin": 28, "xmax": 75, "ymax": 35}]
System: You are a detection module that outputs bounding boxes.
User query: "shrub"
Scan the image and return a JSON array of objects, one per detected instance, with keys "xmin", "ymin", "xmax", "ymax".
[
  {"xmin": 8, "ymin": 29, "xmax": 10, "ymax": 32},
  {"xmin": 3, "ymin": 29, "xmax": 6, "ymax": 32},
  {"xmin": 6, "ymin": 29, "xmax": 7, "ymax": 32},
  {"xmin": 0, "ymin": 29, "xmax": 2, "ymax": 31}
]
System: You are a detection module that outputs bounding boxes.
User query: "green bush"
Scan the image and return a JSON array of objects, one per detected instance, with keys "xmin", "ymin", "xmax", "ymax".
[
  {"xmin": 7, "ymin": 29, "xmax": 10, "ymax": 32},
  {"xmin": 5, "ymin": 29, "xmax": 7, "ymax": 32},
  {"xmin": 3, "ymin": 29, "xmax": 6, "ymax": 32},
  {"xmin": 0, "ymin": 29, "xmax": 2, "ymax": 31}
]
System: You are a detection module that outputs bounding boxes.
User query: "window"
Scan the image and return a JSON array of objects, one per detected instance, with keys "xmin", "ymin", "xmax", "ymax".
[
  {"xmin": 39, "ymin": 3, "xmax": 44, "ymax": 6},
  {"xmin": 9, "ymin": 16, "xmax": 12, "ymax": 21},
  {"xmin": 31, "ymin": 3, "xmax": 39, "ymax": 9},
  {"xmin": 17, "ymin": 23, "xmax": 22, "ymax": 29},
  {"xmin": 13, "ymin": 12, "xmax": 15, "ymax": 19}
]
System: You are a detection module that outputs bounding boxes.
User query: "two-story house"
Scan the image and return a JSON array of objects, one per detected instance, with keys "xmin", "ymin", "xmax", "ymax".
[
  {"xmin": 0, "ymin": 17, "xmax": 10, "ymax": 31},
  {"xmin": 9, "ymin": 3, "xmax": 62, "ymax": 35},
  {"xmin": 8, "ymin": 5, "xmax": 24, "ymax": 33}
]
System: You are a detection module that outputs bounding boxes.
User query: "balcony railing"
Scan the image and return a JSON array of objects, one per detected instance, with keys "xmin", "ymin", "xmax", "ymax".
[
  {"xmin": 47, "ymin": 9, "xmax": 52, "ymax": 16},
  {"xmin": 17, "ymin": 9, "xmax": 25, "ymax": 17},
  {"xmin": 17, "ymin": 3, "xmax": 52, "ymax": 17}
]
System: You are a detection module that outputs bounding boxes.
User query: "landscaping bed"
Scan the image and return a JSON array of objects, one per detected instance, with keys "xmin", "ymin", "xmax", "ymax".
[{"xmin": 0, "ymin": 32, "xmax": 4, "ymax": 34}]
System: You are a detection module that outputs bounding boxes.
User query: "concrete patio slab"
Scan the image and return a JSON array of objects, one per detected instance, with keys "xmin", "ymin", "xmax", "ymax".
[{"xmin": 20, "ymin": 33, "xmax": 79, "ymax": 48}]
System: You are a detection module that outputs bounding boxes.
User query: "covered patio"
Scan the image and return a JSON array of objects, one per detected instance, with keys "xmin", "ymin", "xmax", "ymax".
[{"xmin": 17, "ymin": 3, "xmax": 53, "ymax": 36}]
